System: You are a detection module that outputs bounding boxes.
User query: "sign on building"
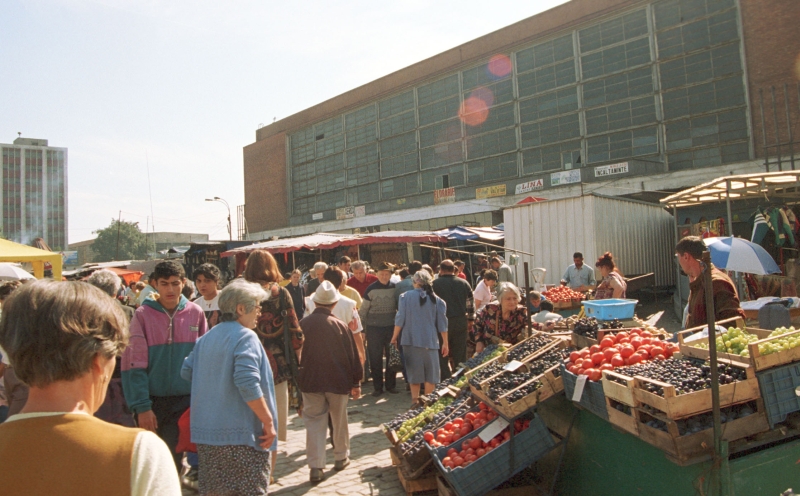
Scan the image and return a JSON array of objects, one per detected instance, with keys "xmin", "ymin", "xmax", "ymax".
[
  {"xmin": 594, "ymin": 162, "xmax": 629, "ymax": 177},
  {"xmin": 476, "ymin": 184, "xmax": 507, "ymax": 199},
  {"xmin": 336, "ymin": 206, "xmax": 356, "ymax": 220},
  {"xmin": 434, "ymin": 187, "xmax": 456, "ymax": 205},
  {"xmin": 312, "ymin": 212, "xmax": 323, "ymax": 220},
  {"xmin": 515, "ymin": 179, "xmax": 544, "ymax": 195},
  {"xmin": 550, "ymin": 170, "xmax": 581, "ymax": 187}
]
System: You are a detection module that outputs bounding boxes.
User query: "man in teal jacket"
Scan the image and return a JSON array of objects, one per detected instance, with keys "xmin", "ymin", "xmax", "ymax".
[{"xmin": 122, "ymin": 260, "xmax": 208, "ymax": 475}]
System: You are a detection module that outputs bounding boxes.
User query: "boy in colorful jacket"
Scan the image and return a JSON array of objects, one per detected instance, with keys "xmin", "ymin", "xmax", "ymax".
[{"xmin": 122, "ymin": 260, "xmax": 208, "ymax": 476}]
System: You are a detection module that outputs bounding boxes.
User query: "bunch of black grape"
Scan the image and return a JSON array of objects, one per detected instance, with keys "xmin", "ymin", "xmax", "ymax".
[
  {"xmin": 507, "ymin": 336, "xmax": 553, "ymax": 362},
  {"xmin": 386, "ymin": 404, "xmax": 426, "ymax": 431},
  {"xmin": 615, "ymin": 358, "xmax": 747, "ymax": 396},
  {"xmin": 462, "ymin": 344, "xmax": 503, "ymax": 370},
  {"xmin": 573, "ymin": 318, "xmax": 600, "ymax": 339},
  {"xmin": 486, "ymin": 369, "xmax": 531, "ymax": 401},
  {"xmin": 600, "ymin": 319, "xmax": 624, "ymax": 330},
  {"xmin": 468, "ymin": 361, "xmax": 502, "ymax": 388}
]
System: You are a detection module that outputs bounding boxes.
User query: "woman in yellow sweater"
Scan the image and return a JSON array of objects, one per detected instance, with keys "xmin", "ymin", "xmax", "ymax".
[{"xmin": 0, "ymin": 280, "xmax": 181, "ymax": 496}]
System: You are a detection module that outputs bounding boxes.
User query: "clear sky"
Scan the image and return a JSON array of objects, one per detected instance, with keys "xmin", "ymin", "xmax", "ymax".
[{"xmin": 1, "ymin": 0, "xmax": 566, "ymax": 243}]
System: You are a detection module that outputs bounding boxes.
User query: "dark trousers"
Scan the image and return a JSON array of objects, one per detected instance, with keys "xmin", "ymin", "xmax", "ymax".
[
  {"xmin": 366, "ymin": 325, "xmax": 396, "ymax": 392},
  {"xmin": 440, "ymin": 316, "xmax": 468, "ymax": 380},
  {"xmin": 145, "ymin": 395, "xmax": 191, "ymax": 471}
]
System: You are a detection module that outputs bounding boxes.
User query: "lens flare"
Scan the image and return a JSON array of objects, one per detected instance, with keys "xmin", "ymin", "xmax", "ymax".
[
  {"xmin": 471, "ymin": 86, "xmax": 495, "ymax": 108},
  {"xmin": 488, "ymin": 54, "xmax": 512, "ymax": 78},
  {"xmin": 459, "ymin": 96, "xmax": 489, "ymax": 127}
]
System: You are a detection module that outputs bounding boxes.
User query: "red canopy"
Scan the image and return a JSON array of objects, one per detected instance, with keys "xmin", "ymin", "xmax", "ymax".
[{"xmin": 104, "ymin": 267, "xmax": 144, "ymax": 286}]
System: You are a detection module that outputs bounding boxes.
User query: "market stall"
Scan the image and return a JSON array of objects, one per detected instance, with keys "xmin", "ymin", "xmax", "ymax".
[
  {"xmin": 220, "ymin": 231, "xmax": 447, "ymax": 274},
  {"xmin": 383, "ymin": 298, "xmax": 800, "ymax": 495},
  {"xmin": 0, "ymin": 238, "xmax": 62, "ymax": 280}
]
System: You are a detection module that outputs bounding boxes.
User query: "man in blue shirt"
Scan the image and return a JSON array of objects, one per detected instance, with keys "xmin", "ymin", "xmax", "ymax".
[{"xmin": 561, "ymin": 252, "xmax": 596, "ymax": 292}]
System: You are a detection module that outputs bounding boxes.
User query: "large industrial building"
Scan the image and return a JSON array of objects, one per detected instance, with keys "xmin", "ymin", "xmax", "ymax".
[
  {"xmin": 243, "ymin": 0, "xmax": 799, "ymax": 238},
  {"xmin": 1, "ymin": 136, "xmax": 68, "ymax": 250}
]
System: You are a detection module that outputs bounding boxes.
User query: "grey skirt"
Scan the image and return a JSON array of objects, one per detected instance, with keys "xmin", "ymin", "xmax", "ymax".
[
  {"xmin": 402, "ymin": 345, "xmax": 441, "ymax": 384},
  {"xmin": 197, "ymin": 444, "xmax": 271, "ymax": 496}
]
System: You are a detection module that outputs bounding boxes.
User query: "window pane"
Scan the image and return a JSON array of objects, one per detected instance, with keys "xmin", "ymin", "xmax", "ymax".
[
  {"xmin": 417, "ymin": 75, "xmax": 459, "ymax": 106},
  {"xmin": 380, "ymin": 111, "xmax": 416, "ymax": 138},
  {"xmin": 314, "ymin": 117, "xmax": 342, "ymax": 139},
  {"xmin": 418, "ymin": 96, "xmax": 461, "ymax": 126},
  {"xmin": 381, "ymin": 174, "xmax": 419, "ymax": 199},
  {"xmin": 579, "ymin": 10, "xmax": 648, "ymax": 53},
  {"xmin": 463, "ymin": 79, "xmax": 514, "ymax": 106},
  {"xmin": 419, "ymin": 119, "xmax": 462, "ymax": 149},
  {"xmin": 585, "ymin": 96, "xmax": 657, "ymax": 135},
  {"xmin": 588, "ymin": 126, "xmax": 658, "ymax": 163},
  {"xmin": 291, "ymin": 127, "xmax": 315, "ymax": 149},
  {"xmin": 316, "ymin": 170, "xmax": 346, "ymax": 193},
  {"xmin": 380, "ymin": 132, "xmax": 417, "ymax": 158},
  {"xmin": 516, "ymin": 34, "xmax": 574, "ymax": 73},
  {"xmin": 379, "ymin": 91, "xmax": 415, "ymax": 119},
  {"xmin": 462, "ymin": 58, "xmax": 512, "ymax": 91},
  {"xmin": 421, "ymin": 164, "xmax": 465, "ymax": 192},
  {"xmin": 522, "ymin": 140, "xmax": 581, "ymax": 175},
  {"xmin": 464, "ymin": 103, "xmax": 516, "ymax": 137},
  {"xmin": 381, "ymin": 152, "xmax": 418, "ymax": 178},
  {"xmin": 520, "ymin": 113, "xmax": 580, "ymax": 148},
  {"xmin": 346, "ymin": 162, "xmax": 380, "ymax": 186},
  {"xmin": 316, "ymin": 134, "xmax": 344, "ymax": 157},
  {"xmin": 582, "ymin": 66, "xmax": 653, "ymax": 107},
  {"xmin": 517, "ymin": 60, "xmax": 576, "ymax": 97},
  {"xmin": 467, "ymin": 153, "xmax": 518, "ymax": 185},
  {"xmin": 291, "ymin": 143, "xmax": 315, "ymax": 165},
  {"xmin": 580, "ymin": 38, "xmax": 651, "ymax": 79},
  {"xmin": 317, "ymin": 190, "xmax": 346, "ymax": 210},
  {"xmin": 466, "ymin": 128, "xmax": 517, "ymax": 160},
  {"xmin": 519, "ymin": 87, "xmax": 579, "ymax": 123},
  {"xmin": 315, "ymin": 153, "xmax": 344, "ymax": 175},
  {"xmin": 346, "ymin": 144, "xmax": 378, "ymax": 168},
  {"xmin": 345, "ymin": 124, "xmax": 376, "ymax": 149},
  {"xmin": 348, "ymin": 183, "xmax": 380, "ymax": 204},
  {"xmin": 345, "ymin": 105, "xmax": 375, "ymax": 129},
  {"xmin": 420, "ymin": 142, "xmax": 464, "ymax": 169},
  {"xmin": 293, "ymin": 197, "xmax": 315, "ymax": 216}
]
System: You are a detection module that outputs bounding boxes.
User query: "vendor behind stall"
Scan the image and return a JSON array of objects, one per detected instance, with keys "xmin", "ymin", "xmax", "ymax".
[
  {"xmin": 675, "ymin": 236, "xmax": 745, "ymax": 328},
  {"xmin": 561, "ymin": 252, "xmax": 596, "ymax": 292},
  {"xmin": 471, "ymin": 283, "xmax": 527, "ymax": 353},
  {"xmin": 594, "ymin": 252, "xmax": 626, "ymax": 299}
]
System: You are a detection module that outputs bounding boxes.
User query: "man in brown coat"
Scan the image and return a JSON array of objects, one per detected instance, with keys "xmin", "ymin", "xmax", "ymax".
[
  {"xmin": 676, "ymin": 236, "xmax": 745, "ymax": 328},
  {"xmin": 298, "ymin": 281, "xmax": 363, "ymax": 483}
]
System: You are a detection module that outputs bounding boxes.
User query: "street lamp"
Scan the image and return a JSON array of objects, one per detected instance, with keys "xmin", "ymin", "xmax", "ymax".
[{"xmin": 205, "ymin": 197, "xmax": 232, "ymax": 240}]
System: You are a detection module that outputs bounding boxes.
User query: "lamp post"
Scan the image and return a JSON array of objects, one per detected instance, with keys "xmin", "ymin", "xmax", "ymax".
[{"xmin": 205, "ymin": 197, "xmax": 232, "ymax": 240}]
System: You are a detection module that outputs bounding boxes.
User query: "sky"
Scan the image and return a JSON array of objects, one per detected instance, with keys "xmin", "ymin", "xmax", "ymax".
[{"xmin": 1, "ymin": 0, "xmax": 567, "ymax": 244}]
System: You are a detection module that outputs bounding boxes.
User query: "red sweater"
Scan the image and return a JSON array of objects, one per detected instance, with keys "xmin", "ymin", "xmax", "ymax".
[{"xmin": 347, "ymin": 274, "xmax": 378, "ymax": 297}]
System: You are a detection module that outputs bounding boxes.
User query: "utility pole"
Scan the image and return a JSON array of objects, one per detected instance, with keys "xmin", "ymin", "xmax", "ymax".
[{"xmin": 115, "ymin": 211, "xmax": 122, "ymax": 261}]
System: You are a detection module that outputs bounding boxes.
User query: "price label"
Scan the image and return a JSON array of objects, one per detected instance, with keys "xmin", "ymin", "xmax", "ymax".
[
  {"xmin": 478, "ymin": 417, "xmax": 509, "ymax": 443},
  {"xmin": 572, "ymin": 375, "xmax": 587, "ymax": 402},
  {"xmin": 436, "ymin": 387, "xmax": 451, "ymax": 397},
  {"xmin": 453, "ymin": 368, "xmax": 465, "ymax": 378},
  {"xmin": 503, "ymin": 360, "xmax": 524, "ymax": 372}
]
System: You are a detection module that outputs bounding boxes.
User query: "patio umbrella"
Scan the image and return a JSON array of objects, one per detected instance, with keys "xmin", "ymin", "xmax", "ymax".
[
  {"xmin": 702, "ymin": 236, "xmax": 781, "ymax": 275},
  {"xmin": 0, "ymin": 263, "xmax": 35, "ymax": 281}
]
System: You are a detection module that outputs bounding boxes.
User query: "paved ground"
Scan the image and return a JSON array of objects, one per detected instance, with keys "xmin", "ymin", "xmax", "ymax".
[{"xmin": 268, "ymin": 380, "xmax": 411, "ymax": 496}]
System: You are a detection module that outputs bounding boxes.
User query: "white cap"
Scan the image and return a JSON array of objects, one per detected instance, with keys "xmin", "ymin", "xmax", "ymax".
[{"xmin": 312, "ymin": 280, "xmax": 340, "ymax": 305}]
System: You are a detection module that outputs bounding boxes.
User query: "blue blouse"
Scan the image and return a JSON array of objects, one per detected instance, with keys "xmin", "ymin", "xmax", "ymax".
[{"xmin": 394, "ymin": 288, "xmax": 448, "ymax": 349}]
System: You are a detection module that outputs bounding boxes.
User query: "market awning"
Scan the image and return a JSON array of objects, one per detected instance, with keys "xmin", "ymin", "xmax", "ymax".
[
  {"xmin": 660, "ymin": 170, "xmax": 800, "ymax": 208},
  {"xmin": 0, "ymin": 238, "xmax": 63, "ymax": 280},
  {"xmin": 104, "ymin": 267, "xmax": 145, "ymax": 285},
  {"xmin": 221, "ymin": 231, "xmax": 447, "ymax": 257},
  {"xmin": 435, "ymin": 226, "xmax": 505, "ymax": 242}
]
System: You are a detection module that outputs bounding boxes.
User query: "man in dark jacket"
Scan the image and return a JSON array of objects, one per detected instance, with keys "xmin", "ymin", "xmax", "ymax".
[
  {"xmin": 359, "ymin": 261, "xmax": 398, "ymax": 396},
  {"xmin": 299, "ymin": 281, "xmax": 362, "ymax": 483},
  {"xmin": 433, "ymin": 259, "xmax": 473, "ymax": 379}
]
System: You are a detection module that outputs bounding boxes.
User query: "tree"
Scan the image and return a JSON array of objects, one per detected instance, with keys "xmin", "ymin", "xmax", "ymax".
[{"xmin": 92, "ymin": 219, "xmax": 149, "ymax": 262}]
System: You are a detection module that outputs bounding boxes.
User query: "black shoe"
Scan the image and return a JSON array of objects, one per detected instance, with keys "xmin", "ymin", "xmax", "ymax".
[
  {"xmin": 405, "ymin": 384, "xmax": 411, "ymax": 391},
  {"xmin": 386, "ymin": 388, "xmax": 399, "ymax": 394},
  {"xmin": 372, "ymin": 389, "xmax": 383, "ymax": 397}
]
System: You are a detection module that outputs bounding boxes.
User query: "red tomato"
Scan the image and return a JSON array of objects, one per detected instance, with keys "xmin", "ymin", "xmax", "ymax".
[
  {"xmin": 569, "ymin": 351, "xmax": 581, "ymax": 363},
  {"xmin": 445, "ymin": 460, "xmax": 455, "ymax": 470},
  {"xmin": 654, "ymin": 354, "xmax": 666, "ymax": 360},
  {"xmin": 663, "ymin": 347, "xmax": 674, "ymax": 358},
  {"xmin": 443, "ymin": 456, "xmax": 451, "ymax": 465},
  {"xmin": 470, "ymin": 437, "xmax": 482, "ymax": 450},
  {"xmin": 650, "ymin": 346, "xmax": 665, "ymax": 357},
  {"xmin": 453, "ymin": 418, "xmax": 463, "ymax": 427},
  {"xmin": 485, "ymin": 446, "xmax": 493, "ymax": 453},
  {"xmin": 589, "ymin": 369, "xmax": 602, "ymax": 381},
  {"xmin": 447, "ymin": 448, "xmax": 457, "ymax": 457},
  {"xmin": 640, "ymin": 337, "xmax": 652, "ymax": 346},
  {"xmin": 599, "ymin": 363, "xmax": 614, "ymax": 371},
  {"xmin": 630, "ymin": 337, "xmax": 643, "ymax": 349},
  {"xmin": 619, "ymin": 345, "xmax": 635, "ymax": 358},
  {"xmin": 630, "ymin": 328, "xmax": 641, "ymax": 335},
  {"xmin": 617, "ymin": 337, "xmax": 631, "ymax": 344},
  {"xmin": 641, "ymin": 330, "xmax": 653, "ymax": 338},
  {"xmin": 600, "ymin": 337, "xmax": 615, "ymax": 349},
  {"xmin": 628, "ymin": 354, "xmax": 642, "ymax": 365},
  {"xmin": 590, "ymin": 344, "xmax": 602, "ymax": 354},
  {"xmin": 465, "ymin": 412, "xmax": 476, "ymax": 422},
  {"xmin": 615, "ymin": 331, "xmax": 629, "ymax": 341},
  {"xmin": 582, "ymin": 367, "xmax": 595, "ymax": 377},
  {"xmin": 453, "ymin": 456, "xmax": 464, "ymax": 467},
  {"xmin": 451, "ymin": 432, "xmax": 462, "ymax": 442},
  {"xmin": 602, "ymin": 348, "xmax": 617, "ymax": 361},
  {"xmin": 476, "ymin": 448, "xmax": 486, "ymax": 457},
  {"xmin": 424, "ymin": 431, "xmax": 434, "ymax": 442},
  {"xmin": 444, "ymin": 422, "xmax": 454, "ymax": 431},
  {"xmin": 591, "ymin": 352, "xmax": 605, "ymax": 366},
  {"xmin": 503, "ymin": 431, "xmax": 511, "ymax": 440},
  {"xmin": 486, "ymin": 411, "xmax": 496, "ymax": 421},
  {"xmin": 611, "ymin": 354, "xmax": 625, "ymax": 367},
  {"xmin": 436, "ymin": 434, "xmax": 447, "ymax": 443},
  {"xmin": 466, "ymin": 454, "xmax": 477, "ymax": 462}
]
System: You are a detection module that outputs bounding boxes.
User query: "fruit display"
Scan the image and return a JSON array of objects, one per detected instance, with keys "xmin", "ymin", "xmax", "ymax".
[
  {"xmin": 506, "ymin": 335, "xmax": 555, "ymax": 362},
  {"xmin": 396, "ymin": 394, "xmax": 475, "ymax": 458},
  {"xmin": 611, "ymin": 358, "xmax": 747, "ymax": 396},
  {"xmin": 462, "ymin": 344, "xmax": 506, "ymax": 370},
  {"xmin": 641, "ymin": 400, "xmax": 758, "ymax": 435},
  {"xmin": 437, "ymin": 416, "xmax": 533, "ymax": 470},
  {"xmin": 691, "ymin": 326, "xmax": 800, "ymax": 357},
  {"xmin": 601, "ymin": 319, "xmax": 625, "ymax": 330},
  {"xmin": 392, "ymin": 396, "xmax": 455, "ymax": 443},
  {"xmin": 572, "ymin": 317, "xmax": 600, "ymax": 340},
  {"xmin": 504, "ymin": 347, "xmax": 572, "ymax": 403},
  {"xmin": 543, "ymin": 286, "xmax": 585, "ymax": 303},
  {"xmin": 564, "ymin": 328, "xmax": 680, "ymax": 381},
  {"xmin": 471, "ymin": 347, "xmax": 573, "ymax": 401},
  {"xmin": 423, "ymin": 401, "xmax": 499, "ymax": 448}
]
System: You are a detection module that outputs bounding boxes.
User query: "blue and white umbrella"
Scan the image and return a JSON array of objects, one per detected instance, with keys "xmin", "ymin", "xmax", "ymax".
[{"xmin": 702, "ymin": 236, "xmax": 781, "ymax": 275}]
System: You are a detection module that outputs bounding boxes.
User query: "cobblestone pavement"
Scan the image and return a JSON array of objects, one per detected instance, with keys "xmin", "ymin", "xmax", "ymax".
[{"xmin": 268, "ymin": 379, "xmax": 412, "ymax": 496}]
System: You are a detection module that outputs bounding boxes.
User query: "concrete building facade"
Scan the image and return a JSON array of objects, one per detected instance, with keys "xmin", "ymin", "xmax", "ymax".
[
  {"xmin": 1, "ymin": 137, "xmax": 68, "ymax": 250},
  {"xmin": 243, "ymin": 0, "xmax": 800, "ymax": 238}
]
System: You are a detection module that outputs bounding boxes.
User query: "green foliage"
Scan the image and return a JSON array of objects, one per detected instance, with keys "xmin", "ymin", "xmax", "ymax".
[{"xmin": 92, "ymin": 219, "xmax": 148, "ymax": 262}]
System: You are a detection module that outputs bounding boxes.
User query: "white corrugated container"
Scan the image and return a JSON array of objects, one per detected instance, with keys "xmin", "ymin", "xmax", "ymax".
[{"xmin": 503, "ymin": 194, "xmax": 675, "ymax": 288}]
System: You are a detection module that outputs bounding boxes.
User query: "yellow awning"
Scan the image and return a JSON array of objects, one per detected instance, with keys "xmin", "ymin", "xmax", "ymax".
[{"xmin": 0, "ymin": 238, "xmax": 63, "ymax": 280}]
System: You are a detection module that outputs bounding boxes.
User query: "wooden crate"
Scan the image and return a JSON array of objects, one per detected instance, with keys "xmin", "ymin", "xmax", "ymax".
[
  {"xmin": 397, "ymin": 464, "xmax": 438, "ymax": 496},
  {"xmin": 606, "ymin": 397, "xmax": 639, "ymax": 436},
  {"xmin": 678, "ymin": 317, "xmax": 766, "ymax": 368},
  {"xmin": 633, "ymin": 399, "xmax": 770, "ymax": 464},
  {"xmin": 436, "ymin": 474, "xmax": 545, "ymax": 496},
  {"xmin": 748, "ymin": 327, "xmax": 800, "ymax": 371},
  {"xmin": 502, "ymin": 331, "xmax": 560, "ymax": 363},
  {"xmin": 571, "ymin": 332, "xmax": 597, "ymax": 350},
  {"xmin": 632, "ymin": 359, "xmax": 760, "ymax": 420},
  {"xmin": 470, "ymin": 365, "xmax": 561, "ymax": 419},
  {"xmin": 601, "ymin": 370, "xmax": 637, "ymax": 406}
]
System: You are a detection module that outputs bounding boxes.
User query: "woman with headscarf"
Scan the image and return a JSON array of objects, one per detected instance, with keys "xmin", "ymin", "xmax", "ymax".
[
  {"xmin": 594, "ymin": 252, "xmax": 626, "ymax": 299},
  {"xmin": 390, "ymin": 270, "xmax": 448, "ymax": 405}
]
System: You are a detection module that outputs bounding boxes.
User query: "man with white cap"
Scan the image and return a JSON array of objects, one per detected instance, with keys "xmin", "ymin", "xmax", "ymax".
[{"xmin": 298, "ymin": 281, "xmax": 363, "ymax": 483}]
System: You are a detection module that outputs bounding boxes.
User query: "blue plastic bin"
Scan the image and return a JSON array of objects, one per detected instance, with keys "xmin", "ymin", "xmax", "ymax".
[
  {"xmin": 430, "ymin": 414, "xmax": 555, "ymax": 496},
  {"xmin": 583, "ymin": 299, "xmax": 637, "ymax": 321},
  {"xmin": 756, "ymin": 362, "xmax": 800, "ymax": 428},
  {"xmin": 560, "ymin": 363, "xmax": 609, "ymax": 420}
]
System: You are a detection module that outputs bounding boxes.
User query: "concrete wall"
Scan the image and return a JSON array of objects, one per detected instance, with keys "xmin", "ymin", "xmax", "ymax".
[{"xmin": 244, "ymin": 132, "xmax": 287, "ymax": 232}]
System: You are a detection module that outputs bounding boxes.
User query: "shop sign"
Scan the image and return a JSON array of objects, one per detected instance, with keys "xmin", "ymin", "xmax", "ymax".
[
  {"xmin": 594, "ymin": 162, "xmax": 629, "ymax": 178},
  {"xmin": 550, "ymin": 169, "xmax": 581, "ymax": 187},
  {"xmin": 515, "ymin": 179, "xmax": 544, "ymax": 195},
  {"xmin": 476, "ymin": 184, "xmax": 507, "ymax": 199},
  {"xmin": 336, "ymin": 206, "xmax": 356, "ymax": 220},
  {"xmin": 434, "ymin": 187, "xmax": 455, "ymax": 205},
  {"xmin": 354, "ymin": 205, "xmax": 365, "ymax": 217},
  {"xmin": 61, "ymin": 251, "xmax": 78, "ymax": 265},
  {"xmin": 312, "ymin": 212, "xmax": 323, "ymax": 220}
]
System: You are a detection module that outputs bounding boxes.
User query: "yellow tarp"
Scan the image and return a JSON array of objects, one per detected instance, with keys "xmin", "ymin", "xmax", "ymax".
[{"xmin": 0, "ymin": 238, "xmax": 62, "ymax": 280}]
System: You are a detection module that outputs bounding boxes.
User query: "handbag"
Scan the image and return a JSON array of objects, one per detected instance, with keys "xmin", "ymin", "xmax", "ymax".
[{"xmin": 387, "ymin": 343, "xmax": 403, "ymax": 372}]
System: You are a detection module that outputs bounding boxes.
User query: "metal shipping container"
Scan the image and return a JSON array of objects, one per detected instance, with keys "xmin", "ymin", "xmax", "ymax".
[{"xmin": 503, "ymin": 194, "xmax": 675, "ymax": 288}]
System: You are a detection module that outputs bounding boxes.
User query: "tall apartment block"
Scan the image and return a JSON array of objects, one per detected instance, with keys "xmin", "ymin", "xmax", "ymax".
[{"xmin": 0, "ymin": 137, "xmax": 67, "ymax": 250}]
